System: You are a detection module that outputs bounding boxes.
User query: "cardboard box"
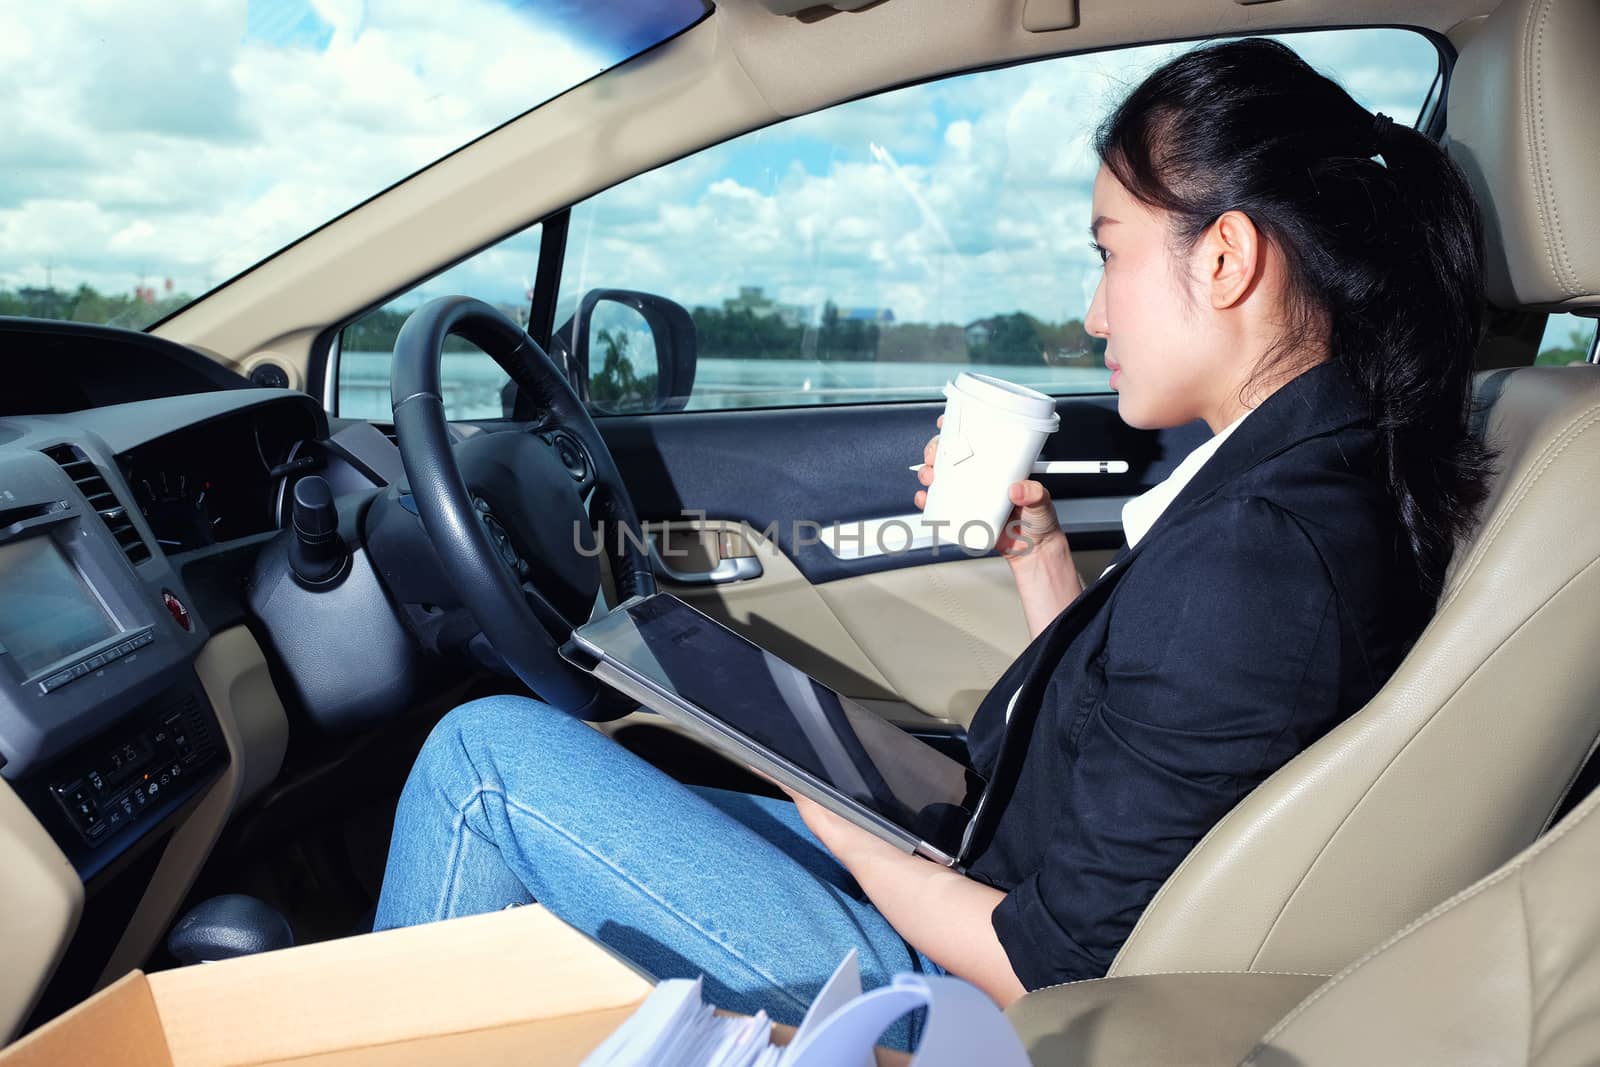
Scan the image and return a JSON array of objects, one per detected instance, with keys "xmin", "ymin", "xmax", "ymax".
[{"xmin": 0, "ymin": 904, "xmax": 905, "ymax": 1066}]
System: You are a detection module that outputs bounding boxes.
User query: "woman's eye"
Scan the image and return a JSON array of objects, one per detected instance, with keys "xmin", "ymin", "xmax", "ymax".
[{"xmin": 1089, "ymin": 241, "xmax": 1109, "ymax": 264}]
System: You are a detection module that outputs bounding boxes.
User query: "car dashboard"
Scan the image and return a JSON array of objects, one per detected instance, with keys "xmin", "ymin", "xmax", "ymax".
[
  {"xmin": 0, "ymin": 319, "xmax": 391, "ymax": 1037},
  {"xmin": 0, "ymin": 391, "xmax": 334, "ymax": 871},
  {"xmin": 119, "ymin": 404, "xmax": 321, "ymax": 553}
]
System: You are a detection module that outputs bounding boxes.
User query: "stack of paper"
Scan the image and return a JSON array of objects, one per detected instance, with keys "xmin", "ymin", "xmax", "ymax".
[
  {"xmin": 581, "ymin": 950, "xmax": 1029, "ymax": 1067},
  {"xmin": 581, "ymin": 976, "xmax": 778, "ymax": 1067}
]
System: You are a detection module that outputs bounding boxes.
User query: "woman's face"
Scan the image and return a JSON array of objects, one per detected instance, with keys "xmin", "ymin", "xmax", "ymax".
[{"xmin": 1084, "ymin": 164, "xmax": 1242, "ymax": 431}]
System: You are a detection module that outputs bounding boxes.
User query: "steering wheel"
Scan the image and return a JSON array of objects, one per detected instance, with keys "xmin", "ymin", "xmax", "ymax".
[{"xmin": 388, "ymin": 296, "xmax": 656, "ymax": 720}]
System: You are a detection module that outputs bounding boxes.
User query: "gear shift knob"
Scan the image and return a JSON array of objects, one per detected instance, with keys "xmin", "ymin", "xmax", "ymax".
[{"xmin": 167, "ymin": 894, "xmax": 294, "ymax": 964}]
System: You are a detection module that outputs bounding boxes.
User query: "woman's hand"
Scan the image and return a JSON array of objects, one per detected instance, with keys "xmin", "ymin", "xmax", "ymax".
[
  {"xmin": 913, "ymin": 415, "xmax": 1066, "ymax": 561},
  {"xmin": 775, "ymin": 783, "xmax": 1028, "ymax": 1008},
  {"xmin": 997, "ymin": 479, "xmax": 1067, "ymax": 562},
  {"xmin": 778, "ymin": 785, "xmax": 904, "ymax": 866}
]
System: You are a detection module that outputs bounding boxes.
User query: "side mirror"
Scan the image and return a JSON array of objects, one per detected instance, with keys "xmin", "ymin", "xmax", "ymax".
[{"xmin": 557, "ymin": 289, "xmax": 697, "ymax": 415}]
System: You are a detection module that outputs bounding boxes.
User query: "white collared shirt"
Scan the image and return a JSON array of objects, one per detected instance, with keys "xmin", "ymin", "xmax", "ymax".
[
  {"xmin": 1002, "ymin": 408, "xmax": 1253, "ymax": 721},
  {"xmin": 1117, "ymin": 408, "xmax": 1253, "ymax": 554}
]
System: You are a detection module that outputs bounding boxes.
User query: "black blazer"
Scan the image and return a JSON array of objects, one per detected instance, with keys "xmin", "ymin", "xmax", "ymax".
[{"xmin": 961, "ymin": 360, "xmax": 1421, "ymax": 990}]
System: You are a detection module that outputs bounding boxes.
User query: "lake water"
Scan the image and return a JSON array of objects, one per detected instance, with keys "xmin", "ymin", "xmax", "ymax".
[{"xmin": 337, "ymin": 351, "xmax": 1112, "ymax": 420}]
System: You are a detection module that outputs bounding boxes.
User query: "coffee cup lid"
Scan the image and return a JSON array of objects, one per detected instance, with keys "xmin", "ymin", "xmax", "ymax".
[{"xmin": 945, "ymin": 372, "xmax": 1060, "ymax": 431}]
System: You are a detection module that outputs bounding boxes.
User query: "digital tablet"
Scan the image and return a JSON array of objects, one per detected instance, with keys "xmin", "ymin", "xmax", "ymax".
[{"xmin": 558, "ymin": 592, "xmax": 988, "ymax": 868}]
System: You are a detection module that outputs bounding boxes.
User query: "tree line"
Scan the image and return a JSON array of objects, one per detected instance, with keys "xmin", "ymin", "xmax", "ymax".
[
  {"xmin": 4, "ymin": 282, "xmax": 1107, "ymax": 368},
  {"xmin": 0, "ymin": 283, "xmax": 193, "ymax": 331},
  {"xmin": 25, "ymin": 279, "xmax": 1587, "ymax": 369},
  {"xmin": 689, "ymin": 301, "xmax": 1105, "ymax": 366},
  {"xmin": 348, "ymin": 297, "xmax": 1106, "ymax": 367},
  {"xmin": 1535, "ymin": 325, "xmax": 1595, "ymax": 366}
]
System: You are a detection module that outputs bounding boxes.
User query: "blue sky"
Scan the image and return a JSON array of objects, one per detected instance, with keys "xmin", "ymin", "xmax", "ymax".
[
  {"xmin": 2, "ymin": 9, "xmax": 1442, "ymax": 335},
  {"xmin": 546, "ymin": 28, "xmax": 1443, "ymax": 328},
  {"xmin": 0, "ymin": 0, "xmax": 697, "ymax": 300}
]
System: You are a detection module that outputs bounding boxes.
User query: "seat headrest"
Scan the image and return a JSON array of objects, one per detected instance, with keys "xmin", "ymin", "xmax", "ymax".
[{"xmin": 1444, "ymin": 0, "xmax": 1600, "ymax": 312}]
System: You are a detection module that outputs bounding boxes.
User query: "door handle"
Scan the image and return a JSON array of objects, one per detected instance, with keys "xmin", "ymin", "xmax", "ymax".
[{"xmin": 648, "ymin": 543, "xmax": 764, "ymax": 585}]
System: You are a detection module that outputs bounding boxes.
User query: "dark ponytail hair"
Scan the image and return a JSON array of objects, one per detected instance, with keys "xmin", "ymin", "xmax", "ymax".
[{"xmin": 1095, "ymin": 37, "xmax": 1493, "ymax": 604}]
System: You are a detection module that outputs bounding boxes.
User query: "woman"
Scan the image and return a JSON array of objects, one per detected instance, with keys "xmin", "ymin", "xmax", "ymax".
[{"xmin": 373, "ymin": 37, "xmax": 1491, "ymax": 1038}]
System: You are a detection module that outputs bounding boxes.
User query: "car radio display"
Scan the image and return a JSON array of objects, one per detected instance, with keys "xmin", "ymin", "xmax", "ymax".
[{"xmin": 0, "ymin": 537, "xmax": 120, "ymax": 678}]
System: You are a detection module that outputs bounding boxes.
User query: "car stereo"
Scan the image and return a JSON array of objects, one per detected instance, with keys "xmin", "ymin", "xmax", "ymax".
[
  {"xmin": 0, "ymin": 449, "xmax": 196, "ymax": 779},
  {"xmin": 0, "ymin": 533, "xmax": 153, "ymax": 693}
]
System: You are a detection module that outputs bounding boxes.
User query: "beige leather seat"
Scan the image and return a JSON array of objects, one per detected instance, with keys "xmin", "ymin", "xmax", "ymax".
[
  {"xmin": 1006, "ymin": 775, "xmax": 1600, "ymax": 1065},
  {"xmin": 1091, "ymin": 0, "xmax": 1600, "ymax": 983}
]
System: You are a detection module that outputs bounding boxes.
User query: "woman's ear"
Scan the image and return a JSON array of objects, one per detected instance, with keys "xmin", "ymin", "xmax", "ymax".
[{"xmin": 1200, "ymin": 209, "xmax": 1262, "ymax": 310}]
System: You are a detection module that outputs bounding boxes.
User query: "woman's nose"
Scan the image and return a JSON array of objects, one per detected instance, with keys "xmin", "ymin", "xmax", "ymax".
[{"xmin": 1085, "ymin": 276, "xmax": 1109, "ymax": 339}]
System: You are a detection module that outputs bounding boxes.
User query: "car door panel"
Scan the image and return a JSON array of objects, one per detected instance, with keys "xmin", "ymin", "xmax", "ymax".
[
  {"xmin": 593, "ymin": 395, "xmax": 1210, "ymax": 725},
  {"xmin": 597, "ymin": 396, "xmax": 1199, "ymax": 583}
]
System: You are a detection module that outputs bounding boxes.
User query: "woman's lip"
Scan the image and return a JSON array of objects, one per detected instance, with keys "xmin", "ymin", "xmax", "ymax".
[{"xmin": 1109, "ymin": 368, "xmax": 1120, "ymax": 388}]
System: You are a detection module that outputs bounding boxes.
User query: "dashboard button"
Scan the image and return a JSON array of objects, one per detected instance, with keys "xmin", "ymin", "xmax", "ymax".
[
  {"xmin": 86, "ymin": 654, "xmax": 106, "ymax": 670},
  {"xmin": 162, "ymin": 591, "xmax": 191, "ymax": 631}
]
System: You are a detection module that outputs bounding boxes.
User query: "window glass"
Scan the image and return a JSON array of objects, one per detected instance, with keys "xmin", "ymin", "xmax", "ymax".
[
  {"xmin": 0, "ymin": 0, "xmax": 704, "ymax": 331},
  {"xmin": 1536, "ymin": 313, "xmax": 1598, "ymax": 366},
  {"xmin": 338, "ymin": 224, "xmax": 541, "ymax": 420},
  {"xmin": 557, "ymin": 28, "xmax": 1442, "ymax": 413}
]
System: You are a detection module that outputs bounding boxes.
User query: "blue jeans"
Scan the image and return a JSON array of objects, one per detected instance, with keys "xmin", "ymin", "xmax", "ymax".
[{"xmin": 373, "ymin": 695, "xmax": 941, "ymax": 1047}]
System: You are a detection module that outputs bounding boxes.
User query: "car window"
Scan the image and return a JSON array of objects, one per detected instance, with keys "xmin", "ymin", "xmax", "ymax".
[
  {"xmin": 0, "ymin": 0, "xmax": 705, "ymax": 332},
  {"xmin": 555, "ymin": 28, "xmax": 1442, "ymax": 414},
  {"xmin": 1536, "ymin": 313, "xmax": 1599, "ymax": 366},
  {"xmin": 337, "ymin": 225, "xmax": 541, "ymax": 420}
]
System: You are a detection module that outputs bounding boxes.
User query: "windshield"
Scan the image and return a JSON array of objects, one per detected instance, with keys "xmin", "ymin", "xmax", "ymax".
[{"xmin": 0, "ymin": 0, "xmax": 707, "ymax": 331}]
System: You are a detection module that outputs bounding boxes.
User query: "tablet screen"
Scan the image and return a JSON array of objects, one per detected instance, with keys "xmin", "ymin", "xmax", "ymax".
[{"xmin": 585, "ymin": 594, "xmax": 985, "ymax": 857}]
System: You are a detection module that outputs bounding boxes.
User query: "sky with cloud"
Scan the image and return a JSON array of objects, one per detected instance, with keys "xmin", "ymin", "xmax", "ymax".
[
  {"xmin": 555, "ymin": 27, "xmax": 1442, "ymax": 330},
  {"xmin": 2, "ymin": 8, "xmax": 1443, "ymax": 335},
  {"xmin": 0, "ymin": 0, "xmax": 701, "ymax": 301}
]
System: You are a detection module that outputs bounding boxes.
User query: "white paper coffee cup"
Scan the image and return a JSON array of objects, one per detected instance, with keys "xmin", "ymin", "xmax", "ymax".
[{"xmin": 919, "ymin": 372, "xmax": 1061, "ymax": 552}]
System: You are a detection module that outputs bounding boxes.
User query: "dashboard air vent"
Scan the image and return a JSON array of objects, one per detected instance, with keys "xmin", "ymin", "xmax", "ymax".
[
  {"xmin": 42, "ymin": 444, "xmax": 152, "ymax": 565},
  {"xmin": 173, "ymin": 689, "xmax": 220, "ymax": 765}
]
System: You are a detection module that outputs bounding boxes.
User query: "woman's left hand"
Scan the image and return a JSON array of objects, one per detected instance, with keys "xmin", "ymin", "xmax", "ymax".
[
  {"xmin": 775, "ymin": 784, "xmax": 1027, "ymax": 1008},
  {"xmin": 778, "ymin": 785, "xmax": 902, "ymax": 865}
]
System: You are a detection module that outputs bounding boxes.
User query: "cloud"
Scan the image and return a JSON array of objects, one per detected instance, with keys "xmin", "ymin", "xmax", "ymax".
[
  {"xmin": 0, "ymin": 0, "xmax": 608, "ymax": 296},
  {"xmin": 1, "ymin": 14, "xmax": 1445, "ymax": 341},
  {"xmin": 541, "ymin": 28, "xmax": 1446, "ymax": 329}
]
